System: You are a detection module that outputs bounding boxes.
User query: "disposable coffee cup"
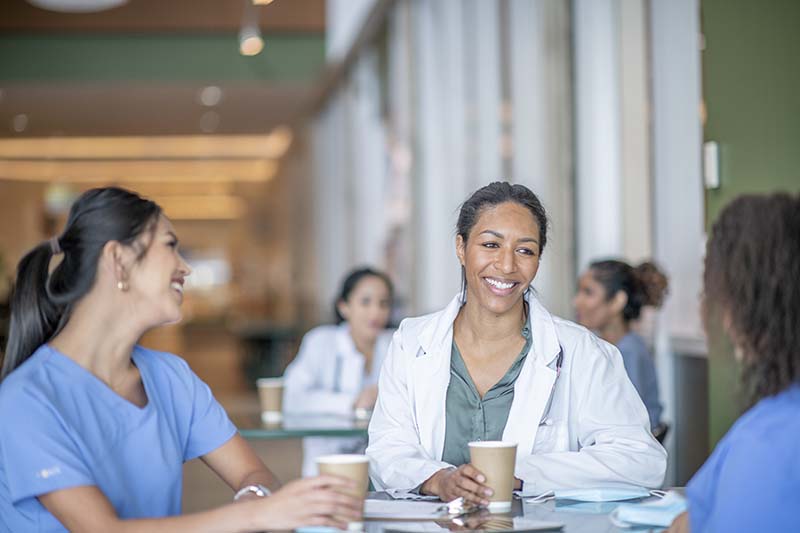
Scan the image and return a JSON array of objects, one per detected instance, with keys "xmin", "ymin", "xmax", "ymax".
[
  {"xmin": 316, "ymin": 454, "xmax": 369, "ymax": 531},
  {"xmin": 468, "ymin": 441, "xmax": 517, "ymax": 512},
  {"xmin": 256, "ymin": 377, "xmax": 283, "ymax": 424}
]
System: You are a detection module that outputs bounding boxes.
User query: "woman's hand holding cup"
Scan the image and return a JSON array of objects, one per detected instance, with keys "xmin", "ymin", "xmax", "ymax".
[
  {"xmin": 251, "ymin": 475, "xmax": 362, "ymax": 531},
  {"xmin": 423, "ymin": 464, "xmax": 492, "ymax": 506}
]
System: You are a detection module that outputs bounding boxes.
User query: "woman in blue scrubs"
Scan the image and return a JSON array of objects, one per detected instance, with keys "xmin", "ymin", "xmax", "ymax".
[
  {"xmin": 0, "ymin": 187, "xmax": 360, "ymax": 532},
  {"xmin": 668, "ymin": 193, "xmax": 800, "ymax": 532}
]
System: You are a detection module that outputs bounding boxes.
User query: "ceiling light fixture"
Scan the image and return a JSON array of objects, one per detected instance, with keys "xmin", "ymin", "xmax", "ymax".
[
  {"xmin": 239, "ymin": 0, "xmax": 264, "ymax": 56},
  {"xmin": 27, "ymin": 0, "xmax": 127, "ymax": 13},
  {"xmin": 239, "ymin": 26, "xmax": 264, "ymax": 56},
  {"xmin": 252, "ymin": 0, "xmax": 275, "ymax": 5}
]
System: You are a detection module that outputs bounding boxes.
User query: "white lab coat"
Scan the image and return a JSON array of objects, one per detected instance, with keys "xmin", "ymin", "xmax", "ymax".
[
  {"xmin": 283, "ymin": 324, "xmax": 393, "ymax": 477},
  {"xmin": 367, "ymin": 293, "xmax": 667, "ymax": 495}
]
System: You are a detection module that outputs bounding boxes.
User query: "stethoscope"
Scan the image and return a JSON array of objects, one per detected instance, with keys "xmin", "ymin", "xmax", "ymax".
[
  {"xmin": 332, "ymin": 353, "xmax": 343, "ymax": 393},
  {"xmin": 538, "ymin": 346, "xmax": 564, "ymax": 426}
]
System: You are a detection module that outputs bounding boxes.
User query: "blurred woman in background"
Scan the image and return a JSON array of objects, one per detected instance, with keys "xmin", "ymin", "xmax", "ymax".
[
  {"xmin": 668, "ymin": 193, "xmax": 800, "ymax": 532},
  {"xmin": 0, "ymin": 187, "xmax": 360, "ymax": 532},
  {"xmin": 574, "ymin": 260, "xmax": 668, "ymax": 433},
  {"xmin": 284, "ymin": 267, "xmax": 394, "ymax": 476}
]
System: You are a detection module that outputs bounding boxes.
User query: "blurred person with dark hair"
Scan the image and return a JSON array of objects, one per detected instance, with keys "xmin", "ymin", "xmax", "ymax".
[
  {"xmin": 668, "ymin": 193, "xmax": 800, "ymax": 533},
  {"xmin": 574, "ymin": 260, "xmax": 668, "ymax": 431},
  {"xmin": 0, "ymin": 188, "xmax": 361, "ymax": 532},
  {"xmin": 284, "ymin": 267, "xmax": 394, "ymax": 476}
]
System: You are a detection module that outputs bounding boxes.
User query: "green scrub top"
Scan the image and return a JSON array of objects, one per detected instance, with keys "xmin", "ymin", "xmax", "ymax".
[{"xmin": 441, "ymin": 325, "xmax": 532, "ymax": 466}]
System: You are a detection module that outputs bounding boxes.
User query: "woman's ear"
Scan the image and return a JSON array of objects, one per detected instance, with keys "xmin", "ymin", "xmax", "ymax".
[
  {"xmin": 101, "ymin": 241, "xmax": 131, "ymax": 285},
  {"xmin": 611, "ymin": 290, "xmax": 628, "ymax": 314},
  {"xmin": 336, "ymin": 299, "xmax": 349, "ymax": 321},
  {"xmin": 455, "ymin": 235, "xmax": 466, "ymax": 266}
]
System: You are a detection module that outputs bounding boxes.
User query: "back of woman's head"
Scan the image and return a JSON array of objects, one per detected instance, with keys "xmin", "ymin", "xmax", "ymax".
[
  {"xmin": 704, "ymin": 193, "xmax": 800, "ymax": 401},
  {"xmin": 334, "ymin": 267, "xmax": 394, "ymax": 324},
  {"xmin": 456, "ymin": 181, "xmax": 549, "ymax": 255},
  {"xmin": 590, "ymin": 259, "xmax": 669, "ymax": 322},
  {"xmin": 1, "ymin": 187, "xmax": 161, "ymax": 382}
]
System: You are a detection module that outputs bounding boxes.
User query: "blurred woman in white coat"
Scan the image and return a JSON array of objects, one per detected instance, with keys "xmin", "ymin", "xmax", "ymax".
[
  {"xmin": 284, "ymin": 267, "xmax": 394, "ymax": 476},
  {"xmin": 367, "ymin": 182, "xmax": 666, "ymax": 504}
]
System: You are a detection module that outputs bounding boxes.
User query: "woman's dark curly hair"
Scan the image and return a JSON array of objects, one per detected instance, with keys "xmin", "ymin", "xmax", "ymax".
[{"xmin": 704, "ymin": 193, "xmax": 800, "ymax": 404}]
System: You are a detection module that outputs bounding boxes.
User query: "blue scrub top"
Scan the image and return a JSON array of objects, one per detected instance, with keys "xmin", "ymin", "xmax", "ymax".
[
  {"xmin": 686, "ymin": 384, "xmax": 800, "ymax": 532},
  {"xmin": 0, "ymin": 344, "xmax": 237, "ymax": 532}
]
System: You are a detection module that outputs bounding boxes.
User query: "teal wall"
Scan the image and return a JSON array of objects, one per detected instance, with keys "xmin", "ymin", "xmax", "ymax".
[
  {"xmin": 702, "ymin": 0, "xmax": 800, "ymax": 447},
  {"xmin": 0, "ymin": 34, "xmax": 325, "ymax": 82}
]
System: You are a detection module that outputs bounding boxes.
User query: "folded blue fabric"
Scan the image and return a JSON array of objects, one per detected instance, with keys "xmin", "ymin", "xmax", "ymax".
[
  {"xmin": 553, "ymin": 486, "xmax": 652, "ymax": 502},
  {"xmin": 609, "ymin": 490, "xmax": 687, "ymax": 528}
]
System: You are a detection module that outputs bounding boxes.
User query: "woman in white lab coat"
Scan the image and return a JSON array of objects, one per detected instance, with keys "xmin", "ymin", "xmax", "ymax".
[
  {"xmin": 284, "ymin": 267, "xmax": 394, "ymax": 477},
  {"xmin": 367, "ymin": 182, "xmax": 666, "ymax": 504}
]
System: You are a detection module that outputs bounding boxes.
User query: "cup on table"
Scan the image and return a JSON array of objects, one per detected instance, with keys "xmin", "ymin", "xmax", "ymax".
[
  {"xmin": 468, "ymin": 441, "xmax": 518, "ymax": 512},
  {"xmin": 256, "ymin": 377, "xmax": 284, "ymax": 424},
  {"xmin": 316, "ymin": 454, "xmax": 369, "ymax": 531}
]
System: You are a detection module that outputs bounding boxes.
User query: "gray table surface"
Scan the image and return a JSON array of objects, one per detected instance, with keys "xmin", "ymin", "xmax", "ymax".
[
  {"xmin": 357, "ymin": 492, "xmax": 667, "ymax": 533},
  {"xmin": 234, "ymin": 413, "xmax": 370, "ymax": 439}
]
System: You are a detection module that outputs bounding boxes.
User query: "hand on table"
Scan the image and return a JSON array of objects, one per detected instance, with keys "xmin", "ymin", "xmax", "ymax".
[
  {"xmin": 666, "ymin": 511, "xmax": 690, "ymax": 533},
  {"xmin": 353, "ymin": 385, "xmax": 378, "ymax": 410},
  {"xmin": 421, "ymin": 465, "xmax": 492, "ymax": 506}
]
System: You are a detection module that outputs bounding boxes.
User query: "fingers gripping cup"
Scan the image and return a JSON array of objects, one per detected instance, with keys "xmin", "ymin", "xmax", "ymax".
[
  {"xmin": 468, "ymin": 441, "xmax": 517, "ymax": 512},
  {"xmin": 256, "ymin": 378, "xmax": 284, "ymax": 424},
  {"xmin": 316, "ymin": 454, "xmax": 369, "ymax": 531}
]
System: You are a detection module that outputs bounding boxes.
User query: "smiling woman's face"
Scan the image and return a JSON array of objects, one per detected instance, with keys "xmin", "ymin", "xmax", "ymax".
[{"xmin": 456, "ymin": 201, "xmax": 541, "ymax": 316}]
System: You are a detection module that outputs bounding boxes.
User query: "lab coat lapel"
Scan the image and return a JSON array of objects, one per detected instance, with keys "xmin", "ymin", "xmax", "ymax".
[
  {"xmin": 503, "ymin": 293, "xmax": 561, "ymax": 457},
  {"xmin": 413, "ymin": 295, "xmax": 463, "ymax": 461}
]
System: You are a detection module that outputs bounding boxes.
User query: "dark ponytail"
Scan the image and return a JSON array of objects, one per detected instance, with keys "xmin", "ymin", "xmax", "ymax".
[
  {"xmin": 1, "ymin": 187, "xmax": 161, "ymax": 382},
  {"xmin": 2, "ymin": 243, "xmax": 64, "ymax": 381},
  {"xmin": 589, "ymin": 259, "xmax": 669, "ymax": 323}
]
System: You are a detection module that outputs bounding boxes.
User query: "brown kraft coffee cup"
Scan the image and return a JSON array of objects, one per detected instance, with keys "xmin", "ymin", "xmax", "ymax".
[
  {"xmin": 316, "ymin": 454, "xmax": 369, "ymax": 530},
  {"xmin": 256, "ymin": 377, "xmax": 283, "ymax": 423},
  {"xmin": 468, "ymin": 441, "xmax": 518, "ymax": 512}
]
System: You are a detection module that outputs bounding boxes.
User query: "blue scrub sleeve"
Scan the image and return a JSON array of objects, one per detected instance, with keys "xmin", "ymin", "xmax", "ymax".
[
  {"xmin": 686, "ymin": 439, "xmax": 725, "ymax": 533},
  {"xmin": 688, "ymin": 430, "xmax": 800, "ymax": 532},
  {"xmin": 0, "ymin": 389, "xmax": 94, "ymax": 504},
  {"xmin": 183, "ymin": 364, "xmax": 237, "ymax": 461}
]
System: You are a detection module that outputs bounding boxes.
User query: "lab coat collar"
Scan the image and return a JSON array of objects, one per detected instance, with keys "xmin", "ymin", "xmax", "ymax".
[
  {"xmin": 335, "ymin": 323, "xmax": 363, "ymax": 361},
  {"xmin": 417, "ymin": 289, "xmax": 562, "ymax": 366},
  {"xmin": 412, "ymin": 288, "xmax": 563, "ymax": 461}
]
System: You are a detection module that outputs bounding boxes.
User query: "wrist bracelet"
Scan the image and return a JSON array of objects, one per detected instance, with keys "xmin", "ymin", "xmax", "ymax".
[{"xmin": 233, "ymin": 484, "xmax": 271, "ymax": 501}]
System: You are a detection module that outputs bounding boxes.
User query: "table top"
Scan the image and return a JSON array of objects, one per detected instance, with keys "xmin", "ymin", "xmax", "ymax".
[
  {"xmin": 234, "ymin": 413, "xmax": 369, "ymax": 439},
  {"xmin": 358, "ymin": 494, "xmax": 665, "ymax": 533}
]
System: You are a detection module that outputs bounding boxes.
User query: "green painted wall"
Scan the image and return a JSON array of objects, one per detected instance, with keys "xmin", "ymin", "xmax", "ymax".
[
  {"xmin": 702, "ymin": 0, "xmax": 800, "ymax": 447},
  {"xmin": 0, "ymin": 34, "xmax": 325, "ymax": 82}
]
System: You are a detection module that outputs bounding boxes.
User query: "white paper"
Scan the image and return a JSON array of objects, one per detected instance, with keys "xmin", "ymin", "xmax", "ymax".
[
  {"xmin": 379, "ymin": 517, "xmax": 563, "ymax": 532},
  {"xmin": 385, "ymin": 488, "xmax": 441, "ymax": 501},
  {"xmin": 364, "ymin": 499, "xmax": 446, "ymax": 520}
]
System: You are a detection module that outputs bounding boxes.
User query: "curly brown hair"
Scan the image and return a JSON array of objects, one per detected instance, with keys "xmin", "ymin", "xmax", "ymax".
[{"xmin": 704, "ymin": 193, "xmax": 800, "ymax": 404}]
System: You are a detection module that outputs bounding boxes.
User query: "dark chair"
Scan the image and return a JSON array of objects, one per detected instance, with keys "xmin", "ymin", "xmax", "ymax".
[{"xmin": 653, "ymin": 422, "xmax": 670, "ymax": 444}]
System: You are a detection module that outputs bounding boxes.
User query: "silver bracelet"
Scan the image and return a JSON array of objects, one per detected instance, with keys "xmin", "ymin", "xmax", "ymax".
[{"xmin": 233, "ymin": 484, "xmax": 271, "ymax": 501}]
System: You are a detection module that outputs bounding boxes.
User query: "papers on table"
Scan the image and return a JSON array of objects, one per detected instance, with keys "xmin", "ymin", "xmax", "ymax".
[
  {"xmin": 385, "ymin": 487, "xmax": 440, "ymax": 500},
  {"xmin": 380, "ymin": 517, "xmax": 564, "ymax": 532},
  {"xmin": 364, "ymin": 500, "xmax": 563, "ymax": 531},
  {"xmin": 364, "ymin": 500, "xmax": 446, "ymax": 520}
]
